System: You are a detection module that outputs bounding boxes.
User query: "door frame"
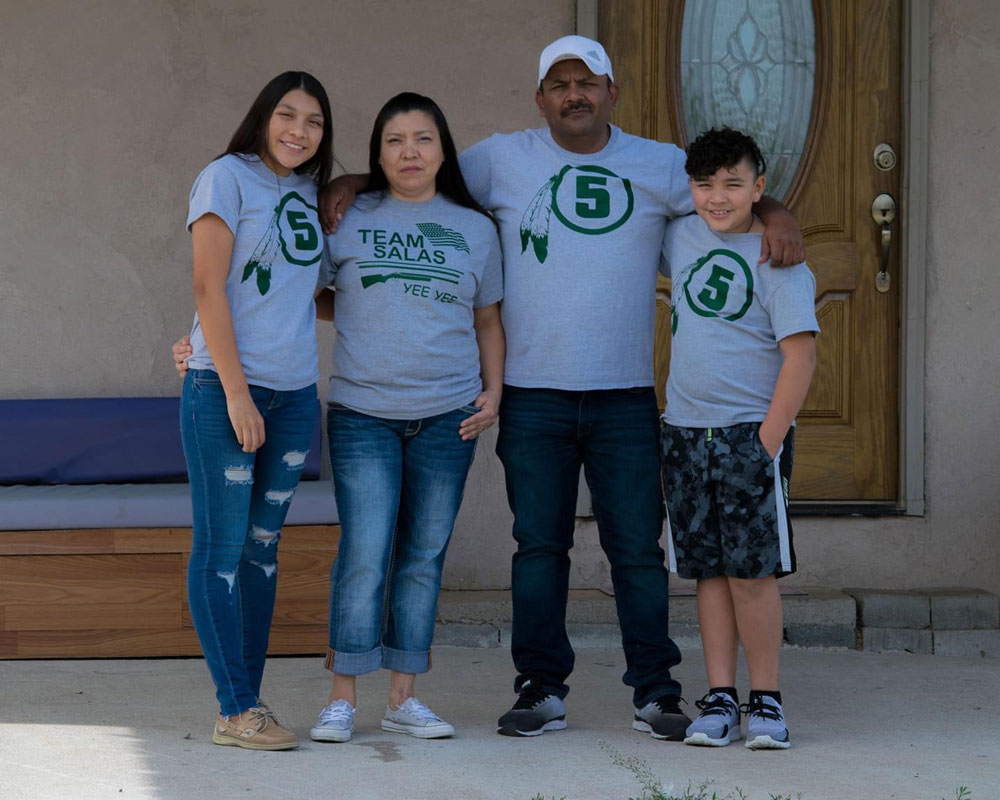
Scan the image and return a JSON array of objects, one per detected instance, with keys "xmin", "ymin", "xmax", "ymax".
[{"xmin": 576, "ymin": 0, "xmax": 929, "ymax": 515}]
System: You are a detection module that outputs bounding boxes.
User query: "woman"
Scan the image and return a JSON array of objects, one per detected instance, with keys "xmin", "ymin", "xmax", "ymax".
[
  {"xmin": 180, "ymin": 71, "xmax": 333, "ymax": 751},
  {"xmin": 308, "ymin": 92, "xmax": 505, "ymax": 742}
]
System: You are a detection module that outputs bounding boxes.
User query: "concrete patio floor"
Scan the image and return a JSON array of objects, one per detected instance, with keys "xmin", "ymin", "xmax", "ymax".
[{"xmin": 1, "ymin": 645, "xmax": 996, "ymax": 800}]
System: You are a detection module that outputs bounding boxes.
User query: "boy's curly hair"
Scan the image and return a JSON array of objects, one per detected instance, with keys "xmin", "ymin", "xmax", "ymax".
[{"xmin": 685, "ymin": 127, "xmax": 767, "ymax": 180}]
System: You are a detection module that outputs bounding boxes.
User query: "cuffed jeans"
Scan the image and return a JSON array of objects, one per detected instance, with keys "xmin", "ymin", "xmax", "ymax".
[
  {"xmin": 326, "ymin": 404, "xmax": 477, "ymax": 675},
  {"xmin": 496, "ymin": 385, "xmax": 682, "ymax": 708},
  {"xmin": 180, "ymin": 369, "xmax": 317, "ymax": 717}
]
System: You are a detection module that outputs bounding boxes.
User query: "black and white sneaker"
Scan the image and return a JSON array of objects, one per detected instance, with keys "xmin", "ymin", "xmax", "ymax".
[
  {"xmin": 496, "ymin": 681, "xmax": 567, "ymax": 737},
  {"xmin": 633, "ymin": 694, "xmax": 692, "ymax": 741},
  {"xmin": 683, "ymin": 692, "xmax": 742, "ymax": 747},
  {"xmin": 742, "ymin": 695, "xmax": 790, "ymax": 750}
]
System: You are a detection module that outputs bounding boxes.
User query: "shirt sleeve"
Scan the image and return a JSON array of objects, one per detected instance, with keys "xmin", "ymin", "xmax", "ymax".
[
  {"xmin": 762, "ymin": 263, "xmax": 821, "ymax": 341},
  {"xmin": 186, "ymin": 158, "xmax": 241, "ymax": 235},
  {"xmin": 659, "ymin": 217, "xmax": 681, "ymax": 278},
  {"xmin": 473, "ymin": 228, "xmax": 504, "ymax": 308},
  {"xmin": 459, "ymin": 137, "xmax": 495, "ymax": 209},
  {"xmin": 317, "ymin": 232, "xmax": 339, "ymax": 287},
  {"xmin": 663, "ymin": 145, "xmax": 694, "ymax": 218}
]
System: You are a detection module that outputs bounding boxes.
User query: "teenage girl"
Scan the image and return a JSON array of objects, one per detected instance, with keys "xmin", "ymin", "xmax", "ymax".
[{"xmin": 180, "ymin": 71, "xmax": 333, "ymax": 751}]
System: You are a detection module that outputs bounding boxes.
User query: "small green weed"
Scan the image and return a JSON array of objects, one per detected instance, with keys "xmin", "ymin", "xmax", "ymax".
[
  {"xmin": 945, "ymin": 789, "xmax": 972, "ymax": 800},
  {"xmin": 599, "ymin": 741, "xmax": 804, "ymax": 800}
]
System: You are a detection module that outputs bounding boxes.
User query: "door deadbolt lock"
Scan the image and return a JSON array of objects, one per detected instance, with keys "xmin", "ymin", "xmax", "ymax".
[{"xmin": 873, "ymin": 143, "xmax": 897, "ymax": 171}]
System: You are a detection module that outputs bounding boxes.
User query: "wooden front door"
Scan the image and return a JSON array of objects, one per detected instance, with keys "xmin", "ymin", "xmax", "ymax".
[{"xmin": 600, "ymin": 0, "xmax": 902, "ymax": 502}]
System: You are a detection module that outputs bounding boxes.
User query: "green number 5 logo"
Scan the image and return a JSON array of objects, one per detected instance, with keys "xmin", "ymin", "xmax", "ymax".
[
  {"xmin": 575, "ymin": 175, "xmax": 610, "ymax": 219},
  {"xmin": 682, "ymin": 249, "xmax": 754, "ymax": 321},
  {"xmin": 286, "ymin": 210, "xmax": 318, "ymax": 250},
  {"xmin": 275, "ymin": 191, "xmax": 322, "ymax": 266},
  {"xmin": 697, "ymin": 264, "xmax": 735, "ymax": 311}
]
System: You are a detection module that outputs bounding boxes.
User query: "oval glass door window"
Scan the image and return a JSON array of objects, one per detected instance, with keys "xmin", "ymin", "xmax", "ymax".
[{"xmin": 681, "ymin": 0, "xmax": 816, "ymax": 201}]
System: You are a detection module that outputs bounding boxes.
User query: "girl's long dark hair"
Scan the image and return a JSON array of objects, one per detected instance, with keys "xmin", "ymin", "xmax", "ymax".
[
  {"xmin": 364, "ymin": 92, "xmax": 491, "ymax": 220},
  {"xmin": 220, "ymin": 71, "xmax": 334, "ymax": 186}
]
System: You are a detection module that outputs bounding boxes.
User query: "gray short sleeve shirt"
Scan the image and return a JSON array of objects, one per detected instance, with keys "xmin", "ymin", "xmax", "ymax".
[
  {"xmin": 319, "ymin": 193, "xmax": 503, "ymax": 419},
  {"xmin": 460, "ymin": 126, "xmax": 693, "ymax": 390},
  {"xmin": 186, "ymin": 154, "xmax": 323, "ymax": 391},
  {"xmin": 660, "ymin": 214, "xmax": 820, "ymax": 426}
]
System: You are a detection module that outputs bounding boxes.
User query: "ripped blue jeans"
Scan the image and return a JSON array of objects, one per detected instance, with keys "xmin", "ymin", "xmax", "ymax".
[{"xmin": 181, "ymin": 369, "xmax": 317, "ymax": 716}]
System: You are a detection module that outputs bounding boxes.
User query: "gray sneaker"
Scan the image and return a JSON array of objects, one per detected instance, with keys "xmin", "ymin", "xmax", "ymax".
[
  {"xmin": 496, "ymin": 681, "xmax": 567, "ymax": 737},
  {"xmin": 683, "ymin": 692, "xmax": 742, "ymax": 747},
  {"xmin": 633, "ymin": 695, "xmax": 692, "ymax": 741},
  {"xmin": 381, "ymin": 697, "xmax": 455, "ymax": 739},
  {"xmin": 310, "ymin": 699, "xmax": 355, "ymax": 743},
  {"xmin": 743, "ymin": 695, "xmax": 790, "ymax": 750}
]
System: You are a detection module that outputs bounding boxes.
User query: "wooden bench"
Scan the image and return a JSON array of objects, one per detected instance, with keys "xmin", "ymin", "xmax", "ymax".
[{"xmin": 0, "ymin": 397, "xmax": 339, "ymax": 659}]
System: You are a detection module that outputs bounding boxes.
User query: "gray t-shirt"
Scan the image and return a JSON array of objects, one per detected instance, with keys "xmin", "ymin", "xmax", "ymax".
[
  {"xmin": 318, "ymin": 193, "xmax": 503, "ymax": 419},
  {"xmin": 660, "ymin": 214, "xmax": 820, "ymax": 426},
  {"xmin": 459, "ymin": 125, "xmax": 693, "ymax": 390},
  {"xmin": 186, "ymin": 154, "xmax": 324, "ymax": 391}
]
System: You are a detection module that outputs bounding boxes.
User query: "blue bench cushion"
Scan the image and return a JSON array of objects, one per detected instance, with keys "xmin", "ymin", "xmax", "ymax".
[
  {"xmin": 0, "ymin": 482, "xmax": 338, "ymax": 531},
  {"xmin": 0, "ymin": 397, "xmax": 322, "ymax": 485}
]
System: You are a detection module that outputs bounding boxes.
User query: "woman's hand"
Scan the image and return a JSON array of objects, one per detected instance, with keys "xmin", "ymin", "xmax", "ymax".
[
  {"xmin": 226, "ymin": 391, "xmax": 266, "ymax": 453},
  {"xmin": 319, "ymin": 174, "xmax": 366, "ymax": 233},
  {"xmin": 459, "ymin": 388, "xmax": 501, "ymax": 441},
  {"xmin": 173, "ymin": 336, "xmax": 192, "ymax": 378}
]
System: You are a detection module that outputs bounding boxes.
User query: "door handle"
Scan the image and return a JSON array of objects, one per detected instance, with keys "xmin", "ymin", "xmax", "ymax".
[{"xmin": 871, "ymin": 193, "xmax": 896, "ymax": 293}]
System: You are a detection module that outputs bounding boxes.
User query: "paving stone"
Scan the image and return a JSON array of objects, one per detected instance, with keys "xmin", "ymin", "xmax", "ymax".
[
  {"xmin": 933, "ymin": 629, "xmax": 1000, "ymax": 658},
  {"xmin": 433, "ymin": 623, "xmax": 500, "ymax": 648},
  {"xmin": 861, "ymin": 626, "xmax": 933, "ymax": 654},
  {"xmin": 784, "ymin": 624, "xmax": 857, "ymax": 650},
  {"xmin": 845, "ymin": 589, "xmax": 930, "ymax": 629},
  {"xmin": 783, "ymin": 587, "xmax": 857, "ymax": 625},
  {"xmin": 928, "ymin": 589, "xmax": 1000, "ymax": 630}
]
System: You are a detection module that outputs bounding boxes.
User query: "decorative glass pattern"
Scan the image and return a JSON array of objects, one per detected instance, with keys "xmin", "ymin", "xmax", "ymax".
[{"xmin": 680, "ymin": 0, "xmax": 815, "ymax": 200}]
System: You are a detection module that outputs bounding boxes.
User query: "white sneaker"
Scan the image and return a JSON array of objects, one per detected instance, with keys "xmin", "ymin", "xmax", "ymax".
[
  {"xmin": 381, "ymin": 697, "xmax": 455, "ymax": 739},
  {"xmin": 310, "ymin": 699, "xmax": 355, "ymax": 742}
]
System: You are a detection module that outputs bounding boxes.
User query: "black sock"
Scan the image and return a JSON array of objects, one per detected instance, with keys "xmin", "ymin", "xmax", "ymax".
[
  {"xmin": 749, "ymin": 689, "xmax": 782, "ymax": 705},
  {"xmin": 709, "ymin": 686, "xmax": 739, "ymax": 704}
]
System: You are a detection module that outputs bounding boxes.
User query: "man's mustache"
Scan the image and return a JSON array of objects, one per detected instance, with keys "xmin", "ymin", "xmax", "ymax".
[{"xmin": 561, "ymin": 101, "xmax": 593, "ymax": 117}]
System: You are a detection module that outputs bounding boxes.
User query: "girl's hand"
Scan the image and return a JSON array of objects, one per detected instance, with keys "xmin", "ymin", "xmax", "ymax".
[
  {"xmin": 173, "ymin": 336, "xmax": 193, "ymax": 378},
  {"xmin": 227, "ymin": 391, "xmax": 265, "ymax": 452},
  {"xmin": 459, "ymin": 388, "xmax": 500, "ymax": 441}
]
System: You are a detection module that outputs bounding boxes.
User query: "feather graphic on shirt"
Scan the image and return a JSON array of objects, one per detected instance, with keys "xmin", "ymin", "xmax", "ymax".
[
  {"xmin": 241, "ymin": 207, "xmax": 282, "ymax": 295},
  {"xmin": 519, "ymin": 176, "xmax": 556, "ymax": 264}
]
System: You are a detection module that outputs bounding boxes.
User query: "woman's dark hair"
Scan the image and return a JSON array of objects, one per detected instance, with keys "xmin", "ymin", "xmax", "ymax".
[
  {"xmin": 363, "ymin": 92, "xmax": 491, "ymax": 220},
  {"xmin": 220, "ymin": 71, "xmax": 334, "ymax": 186},
  {"xmin": 685, "ymin": 126, "xmax": 766, "ymax": 180}
]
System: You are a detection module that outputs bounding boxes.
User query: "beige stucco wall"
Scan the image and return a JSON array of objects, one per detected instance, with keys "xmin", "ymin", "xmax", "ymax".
[
  {"xmin": 2, "ymin": 1, "xmax": 997, "ymax": 596},
  {"xmin": 0, "ymin": 0, "xmax": 573, "ymax": 397}
]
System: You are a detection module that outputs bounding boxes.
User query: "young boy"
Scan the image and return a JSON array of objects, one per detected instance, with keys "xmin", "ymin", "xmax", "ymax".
[{"xmin": 659, "ymin": 128, "xmax": 818, "ymax": 750}]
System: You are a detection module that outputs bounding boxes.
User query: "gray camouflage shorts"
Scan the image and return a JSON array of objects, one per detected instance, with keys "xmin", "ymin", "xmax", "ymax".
[{"xmin": 659, "ymin": 421, "xmax": 796, "ymax": 580}]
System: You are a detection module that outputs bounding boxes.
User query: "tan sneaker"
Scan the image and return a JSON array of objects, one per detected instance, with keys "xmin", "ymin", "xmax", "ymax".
[{"xmin": 212, "ymin": 707, "xmax": 299, "ymax": 750}]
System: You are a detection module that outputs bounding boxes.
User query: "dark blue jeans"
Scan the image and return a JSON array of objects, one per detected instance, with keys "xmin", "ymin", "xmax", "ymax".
[
  {"xmin": 496, "ymin": 385, "xmax": 682, "ymax": 708},
  {"xmin": 180, "ymin": 369, "xmax": 317, "ymax": 716}
]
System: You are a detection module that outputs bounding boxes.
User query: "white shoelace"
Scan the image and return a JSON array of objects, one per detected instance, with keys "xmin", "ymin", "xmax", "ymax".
[
  {"xmin": 319, "ymin": 701, "xmax": 354, "ymax": 724},
  {"xmin": 398, "ymin": 697, "xmax": 441, "ymax": 721}
]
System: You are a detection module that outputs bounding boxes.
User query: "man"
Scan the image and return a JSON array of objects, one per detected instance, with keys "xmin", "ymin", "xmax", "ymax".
[{"xmin": 320, "ymin": 35, "xmax": 804, "ymax": 741}]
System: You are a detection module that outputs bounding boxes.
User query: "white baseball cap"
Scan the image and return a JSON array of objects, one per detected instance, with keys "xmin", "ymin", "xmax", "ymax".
[{"xmin": 537, "ymin": 35, "xmax": 614, "ymax": 86}]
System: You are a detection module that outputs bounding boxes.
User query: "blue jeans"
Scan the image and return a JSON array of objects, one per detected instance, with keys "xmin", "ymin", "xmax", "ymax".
[
  {"xmin": 496, "ymin": 385, "xmax": 682, "ymax": 708},
  {"xmin": 326, "ymin": 404, "xmax": 477, "ymax": 675},
  {"xmin": 180, "ymin": 369, "xmax": 317, "ymax": 717}
]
